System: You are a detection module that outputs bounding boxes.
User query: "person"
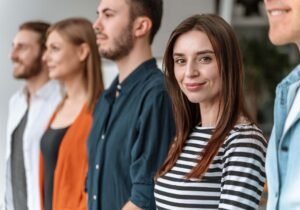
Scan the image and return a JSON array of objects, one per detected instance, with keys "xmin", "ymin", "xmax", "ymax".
[
  {"xmin": 86, "ymin": 0, "xmax": 175, "ymax": 209},
  {"xmin": 3, "ymin": 21, "xmax": 62, "ymax": 210},
  {"xmin": 154, "ymin": 14, "xmax": 267, "ymax": 210},
  {"xmin": 263, "ymin": 0, "xmax": 300, "ymax": 209},
  {"xmin": 40, "ymin": 17, "xmax": 104, "ymax": 210}
]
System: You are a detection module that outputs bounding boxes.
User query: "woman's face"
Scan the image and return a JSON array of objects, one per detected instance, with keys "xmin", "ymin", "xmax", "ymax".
[
  {"xmin": 173, "ymin": 30, "xmax": 222, "ymax": 107},
  {"xmin": 43, "ymin": 31, "xmax": 85, "ymax": 81}
]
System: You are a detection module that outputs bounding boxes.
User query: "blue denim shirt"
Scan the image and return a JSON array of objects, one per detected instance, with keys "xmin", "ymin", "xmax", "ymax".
[
  {"xmin": 86, "ymin": 59, "xmax": 175, "ymax": 210},
  {"xmin": 266, "ymin": 64, "xmax": 300, "ymax": 210}
]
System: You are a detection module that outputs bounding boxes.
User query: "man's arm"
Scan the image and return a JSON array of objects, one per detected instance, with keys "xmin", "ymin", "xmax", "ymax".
[
  {"xmin": 128, "ymin": 90, "xmax": 175, "ymax": 210},
  {"xmin": 122, "ymin": 201, "xmax": 142, "ymax": 210}
]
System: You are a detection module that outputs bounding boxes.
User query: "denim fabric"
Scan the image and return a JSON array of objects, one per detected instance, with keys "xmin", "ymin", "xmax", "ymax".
[{"xmin": 266, "ymin": 64, "xmax": 300, "ymax": 210}]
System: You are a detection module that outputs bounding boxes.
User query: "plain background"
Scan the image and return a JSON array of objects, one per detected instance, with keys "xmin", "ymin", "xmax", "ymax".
[{"xmin": 0, "ymin": 0, "xmax": 215, "ymax": 204}]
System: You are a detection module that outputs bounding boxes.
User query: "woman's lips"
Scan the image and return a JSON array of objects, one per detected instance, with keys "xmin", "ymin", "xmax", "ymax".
[{"xmin": 184, "ymin": 82, "xmax": 206, "ymax": 91}]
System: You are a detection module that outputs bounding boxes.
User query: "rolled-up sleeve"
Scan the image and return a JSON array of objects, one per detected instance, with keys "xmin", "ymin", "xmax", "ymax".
[{"xmin": 129, "ymin": 90, "xmax": 175, "ymax": 209}]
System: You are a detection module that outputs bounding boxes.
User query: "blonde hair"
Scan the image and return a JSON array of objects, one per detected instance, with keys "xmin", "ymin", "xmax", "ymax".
[{"xmin": 47, "ymin": 17, "xmax": 104, "ymax": 111}]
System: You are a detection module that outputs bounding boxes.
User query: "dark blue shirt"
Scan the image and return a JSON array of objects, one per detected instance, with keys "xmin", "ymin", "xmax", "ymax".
[{"xmin": 87, "ymin": 58, "xmax": 175, "ymax": 210}]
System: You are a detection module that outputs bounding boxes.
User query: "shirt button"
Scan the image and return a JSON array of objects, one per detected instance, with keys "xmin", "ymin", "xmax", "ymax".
[
  {"xmin": 93, "ymin": 195, "xmax": 97, "ymax": 200},
  {"xmin": 101, "ymin": 134, "xmax": 105, "ymax": 140},
  {"xmin": 117, "ymin": 84, "xmax": 122, "ymax": 90},
  {"xmin": 281, "ymin": 146, "xmax": 288, "ymax": 152},
  {"xmin": 95, "ymin": 164, "xmax": 99, "ymax": 170}
]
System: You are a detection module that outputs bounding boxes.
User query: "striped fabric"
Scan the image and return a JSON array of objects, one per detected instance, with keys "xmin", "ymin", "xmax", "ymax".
[{"xmin": 154, "ymin": 124, "xmax": 267, "ymax": 210}]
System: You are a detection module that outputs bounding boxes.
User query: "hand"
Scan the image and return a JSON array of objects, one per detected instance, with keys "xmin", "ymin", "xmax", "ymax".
[{"xmin": 121, "ymin": 201, "xmax": 142, "ymax": 210}]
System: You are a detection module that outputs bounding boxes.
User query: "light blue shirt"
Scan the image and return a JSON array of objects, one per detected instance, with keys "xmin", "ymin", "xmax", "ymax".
[{"xmin": 266, "ymin": 64, "xmax": 300, "ymax": 210}]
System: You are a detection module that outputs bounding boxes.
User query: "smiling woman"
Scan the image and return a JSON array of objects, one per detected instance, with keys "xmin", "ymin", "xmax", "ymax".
[
  {"xmin": 155, "ymin": 14, "xmax": 267, "ymax": 210},
  {"xmin": 173, "ymin": 30, "xmax": 221, "ymax": 112}
]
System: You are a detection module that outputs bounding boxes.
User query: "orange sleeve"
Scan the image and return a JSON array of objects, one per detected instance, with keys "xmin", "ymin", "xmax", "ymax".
[
  {"xmin": 52, "ymin": 105, "xmax": 92, "ymax": 210},
  {"xmin": 39, "ymin": 153, "xmax": 45, "ymax": 210}
]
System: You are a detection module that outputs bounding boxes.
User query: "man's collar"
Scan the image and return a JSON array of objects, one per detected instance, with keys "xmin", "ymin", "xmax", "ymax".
[{"xmin": 104, "ymin": 58, "xmax": 157, "ymax": 99}]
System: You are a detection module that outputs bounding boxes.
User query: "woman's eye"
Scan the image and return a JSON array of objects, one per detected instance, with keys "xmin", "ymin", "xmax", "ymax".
[
  {"xmin": 198, "ymin": 56, "xmax": 212, "ymax": 63},
  {"xmin": 51, "ymin": 46, "xmax": 60, "ymax": 51},
  {"xmin": 174, "ymin": 58, "xmax": 186, "ymax": 65}
]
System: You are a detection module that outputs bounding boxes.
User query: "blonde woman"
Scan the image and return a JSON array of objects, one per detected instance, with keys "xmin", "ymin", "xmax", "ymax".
[{"xmin": 40, "ymin": 17, "xmax": 104, "ymax": 210}]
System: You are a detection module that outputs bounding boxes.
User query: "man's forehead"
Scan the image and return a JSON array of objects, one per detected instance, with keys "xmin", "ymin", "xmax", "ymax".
[
  {"xmin": 13, "ymin": 29, "xmax": 40, "ymax": 45},
  {"xmin": 98, "ymin": 0, "xmax": 129, "ymax": 12}
]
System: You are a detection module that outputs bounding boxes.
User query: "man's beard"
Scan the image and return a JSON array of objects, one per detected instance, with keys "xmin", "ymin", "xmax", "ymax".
[
  {"xmin": 13, "ymin": 54, "xmax": 43, "ymax": 79},
  {"xmin": 99, "ymin": 23, "xmax": 134, "ymax": 61}
]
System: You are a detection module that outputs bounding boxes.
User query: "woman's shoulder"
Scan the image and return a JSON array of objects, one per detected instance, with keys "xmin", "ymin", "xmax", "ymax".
[{"xmin": 223, "ymin": 123, "xmax": 267, "ymax": 150}]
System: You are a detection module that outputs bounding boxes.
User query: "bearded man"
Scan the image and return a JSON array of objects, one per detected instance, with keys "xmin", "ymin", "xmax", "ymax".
[
  {"xmin": 3, "ymin": 21, "xmax": 62, "ymax": 210},
  {"xmin": 86, "ymin": 0, "xmax": 175, "ymax": 209}
]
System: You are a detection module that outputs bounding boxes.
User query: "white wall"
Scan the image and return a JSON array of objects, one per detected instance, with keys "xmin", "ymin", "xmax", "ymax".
[
  {"xmin": 0, "ymin": 0, "xmax": 214, "ymax": 204},
  {"xmin": 154, "ymin": 0, "xmax": 215, "ymax": 57}
]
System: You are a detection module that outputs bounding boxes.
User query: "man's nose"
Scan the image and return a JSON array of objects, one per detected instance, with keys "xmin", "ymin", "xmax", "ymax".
[
  {"xmin": 10, "ymin": 47, "xmax": 18, "ymax": 61},
  {"xmin": 93, "ymin": 17, "xmax": 103, "ymax": 33}
]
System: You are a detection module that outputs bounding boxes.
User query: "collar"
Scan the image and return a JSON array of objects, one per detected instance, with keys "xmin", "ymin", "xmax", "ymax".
[
  {"xmin": 21, "ymin": 80, "xmax": 61, "ymax": 100},
  {"xmin": 278, "ymin": 64, "xmax": 300, "ymax": 89},
  {"xmin": 104, "ymin": 58, "xmax": 157, "ymax": 99}
]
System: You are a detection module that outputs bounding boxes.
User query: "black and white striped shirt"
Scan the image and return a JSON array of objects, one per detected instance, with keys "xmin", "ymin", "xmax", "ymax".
[{"xmin": 154, "ymin": 124, "xmax": 267, "ymax": 210}]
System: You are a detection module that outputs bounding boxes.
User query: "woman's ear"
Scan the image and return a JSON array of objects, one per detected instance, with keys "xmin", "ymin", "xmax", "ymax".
[
  {"xmin": 133, "ymin": 16, "xmax": 152, "ymax": 38},
  {"xmin": 77, "ymin": 43, "xmax": 90, "ymax": 62}
]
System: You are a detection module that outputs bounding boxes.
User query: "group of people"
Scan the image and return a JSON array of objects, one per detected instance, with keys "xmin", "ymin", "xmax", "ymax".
[{"xmin": 2, "ymin": 0, "xmax": 299, "ymax": 210}]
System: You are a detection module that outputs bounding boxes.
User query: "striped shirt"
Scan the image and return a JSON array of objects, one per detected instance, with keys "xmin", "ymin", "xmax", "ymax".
[{"xmin": 154, "ymin": 124, "xmax": 267, "ymax": 210}]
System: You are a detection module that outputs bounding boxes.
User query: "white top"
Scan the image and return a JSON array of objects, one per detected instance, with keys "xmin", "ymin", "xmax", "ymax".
[
  {"xmin": 155, "ymin": 124, "xmax": 267, "ymax": 210},
  {"xmin": 283, "ymin": 89, "xmax": 300, "ymax": 134},
  {"xmin": 3, "ymin": 80, "xmax": 62, "ymax": 210}
]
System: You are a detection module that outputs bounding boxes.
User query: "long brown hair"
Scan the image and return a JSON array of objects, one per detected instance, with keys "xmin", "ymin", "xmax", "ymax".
[
  {"xmin": 157, "ymin": 14, "xmax": 252, "ymax": 178},
  {"xmin": 47, "ymin": 17, "xmax": 104, "ymax": 111}
]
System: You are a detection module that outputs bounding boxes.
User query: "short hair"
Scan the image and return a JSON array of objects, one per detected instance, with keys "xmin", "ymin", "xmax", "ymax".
[
  {"xmin": 126, "ymin": 0, "xmax": 163, "ymax": 44},
  {"xmin": 19, "ymin": 21, "xmax": 50, "ymax": 50}
]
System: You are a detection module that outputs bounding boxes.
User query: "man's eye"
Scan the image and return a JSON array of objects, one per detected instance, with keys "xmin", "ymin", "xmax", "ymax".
[
  {"xmin": 17, "ymin": 45, "xmax": 28, "ymax": 51},
  {"xmin": 104, "ymin": 13, "xmax": 113, "ymax": 18}
]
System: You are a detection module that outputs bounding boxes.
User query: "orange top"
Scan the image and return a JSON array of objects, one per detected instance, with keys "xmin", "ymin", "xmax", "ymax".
[{"xmin": 40, "ymin": 104, "xmax": 93, "ymax": 210}]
